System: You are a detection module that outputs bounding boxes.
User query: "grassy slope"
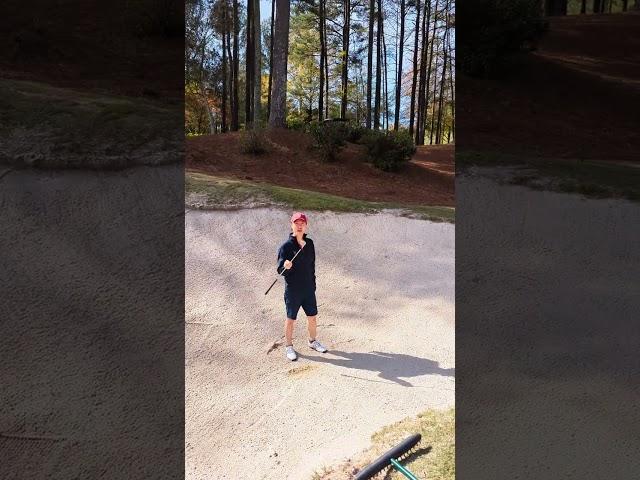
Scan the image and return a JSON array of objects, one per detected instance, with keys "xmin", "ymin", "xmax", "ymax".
[
  {"xmin": 458, "ymin": 150, "xmax": 640, "ymax": 202},
  {"xmin": 0, "ymin": 79, "xmax": 181, "ymax": 169},
  {"xmin": 186, "ymin": 171, "xmax": 456, "ymax": 223},
  {"xmin": 312, "ymin": 408, "xmax": 455, "ymax": 480}
]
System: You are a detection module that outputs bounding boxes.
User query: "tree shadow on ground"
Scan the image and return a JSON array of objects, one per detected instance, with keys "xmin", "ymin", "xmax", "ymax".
[{"xmin": 299, "ymin": 350, "xmax": 454, "ymax": 387}]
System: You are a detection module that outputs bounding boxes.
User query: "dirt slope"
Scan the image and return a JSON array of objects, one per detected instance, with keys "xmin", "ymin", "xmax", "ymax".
[
  {"xmin": 187, "ymin": 130, "xmax": 454, "ymax": 206},
  {"xmin": 458, "ymin": 12, "xmax": 640, "ymax": 161},
  {"xmin": 0, "ymin": 0, "xmax": 183, "ymax": 98}
]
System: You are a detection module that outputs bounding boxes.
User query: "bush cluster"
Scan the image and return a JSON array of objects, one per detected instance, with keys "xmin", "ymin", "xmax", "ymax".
[
  {"xmin": 240, "ymin": 127, "xmax": 268, "ymax": 155},
  {"xmin": 288, "ymin": 118, "xmax": 416, "ymax": 170},
  {"xmin": 360, "ymin": 130, "xmax": 416, "ymax": 172},
  {"xmin": 309, "ymin": 121, "xmax": 349, "ymax": 162}
]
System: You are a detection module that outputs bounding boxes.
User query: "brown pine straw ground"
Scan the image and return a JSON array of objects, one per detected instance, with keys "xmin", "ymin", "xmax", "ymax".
[
  {"xmin": 187, "ymin": 129, "xmax": 455, "ymax": 207},
  {"xmin": 457, "ymin": 12, "xmax": 640, "ymax": 163}
]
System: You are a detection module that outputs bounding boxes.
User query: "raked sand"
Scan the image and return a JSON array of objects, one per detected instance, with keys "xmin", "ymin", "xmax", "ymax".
[{"xmin": 185, "ymin": 208, "xmax": 455, "ymax": 479}]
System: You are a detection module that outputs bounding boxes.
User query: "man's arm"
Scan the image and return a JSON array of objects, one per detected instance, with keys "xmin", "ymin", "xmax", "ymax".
[{"xmin": 277, "ymin": 245, "xmax": 292, "ymax": 276}]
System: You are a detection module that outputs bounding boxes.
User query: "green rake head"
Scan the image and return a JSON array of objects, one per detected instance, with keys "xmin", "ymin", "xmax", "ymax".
[{"xmin": 354, "ymin": 433, "xmax": 422, "ymax": 480}]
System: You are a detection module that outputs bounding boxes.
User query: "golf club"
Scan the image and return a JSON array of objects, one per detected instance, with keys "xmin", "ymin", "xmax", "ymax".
[{"xmin": 264, "ymin": 243, "xmax": 304, "ymax": 295}]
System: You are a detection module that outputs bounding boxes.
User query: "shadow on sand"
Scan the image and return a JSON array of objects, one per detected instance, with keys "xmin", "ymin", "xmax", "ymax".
[{"xmin": 299, "ymin": 350, "xmax": 454, "ymax": 387}]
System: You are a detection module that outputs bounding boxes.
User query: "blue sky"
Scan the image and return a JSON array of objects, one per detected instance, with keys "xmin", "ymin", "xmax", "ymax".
[
  {"xmin": 252, "ymin": 0, "xmax": 454, "ymax": 126},
  {"xmin": 260, "ymin": 0, "xmax": 272, "ymax": 21}
]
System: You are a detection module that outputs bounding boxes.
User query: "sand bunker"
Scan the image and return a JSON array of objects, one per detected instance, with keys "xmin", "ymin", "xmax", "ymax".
[{"xmin": 185, "ymin": 208, "xmax": 455, "ymax": 479}]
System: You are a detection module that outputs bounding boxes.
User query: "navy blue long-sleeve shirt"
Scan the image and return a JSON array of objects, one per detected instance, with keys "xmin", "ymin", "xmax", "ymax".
[{"xmin": 277, "ymin": 234, "xmax": 316, "ymax": 294}]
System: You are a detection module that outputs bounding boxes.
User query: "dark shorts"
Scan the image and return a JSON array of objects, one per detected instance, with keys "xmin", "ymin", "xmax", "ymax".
[{"xmin": 284, "ymin": 290, "xmax": 318, "ymax": 320}]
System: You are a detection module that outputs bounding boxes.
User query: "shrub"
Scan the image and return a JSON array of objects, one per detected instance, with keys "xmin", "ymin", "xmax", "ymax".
[
  {"xmin": 361, "ymin": 129, "xmax": 416, "ymax": 172},
  {"xmin": 310, "ymin": 121, "xmax": 348, "ymax": 162},
  {"xmin": 286, "ymin": 117, "xmax": 307, "ymax": 132},
  {"xmin": 240, "ymin": 127, "xmax": 268, "ymax": 155},
  {"xmin": 457, "ymin": 0, "xmax": 547, "ymax": 77},
  {"xmin": 128, "ymin": 0, "xmax": 184, "ymax": 38},
  {"xmin": 346, "ymin": 122, "xmax": 366, "ymax": 143},
  {"xmin": 306, "ymin": 119, "xmax": 320, "ymax": 135}
]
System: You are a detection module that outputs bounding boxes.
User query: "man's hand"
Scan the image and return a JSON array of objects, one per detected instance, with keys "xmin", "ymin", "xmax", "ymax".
[{"xmin": 284, "ymin": 260, "xmax": 293, "ymax": 270}]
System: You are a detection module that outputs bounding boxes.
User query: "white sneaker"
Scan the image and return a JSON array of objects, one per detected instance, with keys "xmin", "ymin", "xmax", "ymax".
[
  {"xmin": 308, "ymin": 339, "xmax": 328, "ymax": 353},
  {"xmin": 285, "ymin": 345, "xmax": 298, "ymax": 361}
]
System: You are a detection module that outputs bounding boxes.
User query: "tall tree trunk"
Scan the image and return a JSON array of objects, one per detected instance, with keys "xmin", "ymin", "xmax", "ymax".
[
  {"xmin": 435, "ymin": 7, "xmax": 449, "ymax": 144},
  {"xmin": 226, "ymin": 26, "xmax": 233, "ymax": 126},
  {"xmin": 269, "ymin": 0, "xmax": 291, "ymax": 127},
  {"xmin": 355, "ymin": 72, "xmax": 361, "ymax": 123},
  {"xmin": 232, "ymin": 0, "xmax": 239, "ymax": 130},
  {"xmin": 545, "ymin": 0, "xmax": 567, "ymax": 15},
  {"xmin": 374, "ymin": 0, "xmax": 382, "ymax": 130},
  {"xmin": 267, "ymin": 0, "xmax": 275, "ymax": 119},
  {"xmin": 246, "ymin": 0, "xmax": 254, "ymax": 125},
  {"xmin": 580, "ymin": 0, "xmax": 586, "ymax": 14},
  {"xmin": 222, "ymin": 25, "xmax": 227, "ymax": 132},
  {"xmin": 427, "ymin": 0, "xmax": 439, "ymax": 144},
  {"xmin": 341, "ymin": 0, "xmax": 350, "ymax": 119},
  {"xmin": 593, "ymin": 0, "xmax": 602, "ymax": 13},
  {"xmin": 324, "ymin": 12, "xmax": 329, "ymax": 119},
  {"xmin": 319, "ymin": 0, "xmax": 326, "ymax": 121},
  {"xmin": 253, "ymin": 0, "xmax": 262, "ymax": 122},
  {"xmin": 394, "ymin": 3, "xmax": 399, "ymax": 126},
  {"xmin": 622, "ymin": 0, "xmax": 628, "ymax": 11},
  {"xmin": 394, "ymin": 0, "xmax": 405, "ymax": 131},
  {"xmin": 414, "ymin": 0, "xmax": 424, "ymax": 143},
  {"xmin": 382, "ymin": 19, "xmax": 389, "ymax": 130},
  {"xmin": 366, "ymin": 0, "xmax": 375, "ymax": 128},
  {"xmin": 409, "ymin": 0, "xmax": 421, "ymax": 136},
  {"xmin": 447, "ymin": 27, "xmax": 454, "ymax": 142},
  {"xmin": 415, "ymin": 0, "xmax": 429, "ymax": 145},
  {"xmin": 429, "ymin": 42, "xmax": 439, "ymax": 144}
]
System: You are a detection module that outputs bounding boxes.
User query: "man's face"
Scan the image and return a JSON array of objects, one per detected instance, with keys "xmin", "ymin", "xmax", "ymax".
[{"xmin": 292, "ymin": 219, "xmax": 307, "ymax": 235}]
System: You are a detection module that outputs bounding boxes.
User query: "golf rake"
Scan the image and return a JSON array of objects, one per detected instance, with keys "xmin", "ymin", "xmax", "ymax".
[
  {"xmin": 264, "ymin": 246, "xmax": 303, "ymax": 295},
  {"xmin": 354, "ymin": 433, "xmax": 422, "ymax": 480}
]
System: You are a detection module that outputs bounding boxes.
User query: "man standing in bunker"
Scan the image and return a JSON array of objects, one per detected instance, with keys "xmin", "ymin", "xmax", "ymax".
[{"xmin": 278, "ymin": 212, "xmax": 328, "ymax": 361}]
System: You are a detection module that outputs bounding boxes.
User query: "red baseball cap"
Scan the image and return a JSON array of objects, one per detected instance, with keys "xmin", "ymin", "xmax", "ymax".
[{"xmin": 291, "ymin": 212, "xmax": 307, "ymax": 223}]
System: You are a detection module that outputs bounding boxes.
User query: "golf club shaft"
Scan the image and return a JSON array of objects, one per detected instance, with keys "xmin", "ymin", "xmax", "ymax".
[
  {"xmin": 264, "ymin": 246, "xmax": 304, "ymax": 295},
  {"xmin": 264, "ymin": 277, "xmax": 279, "ymax": 295},
  {"xmin": 280, "ymin": 247, "xmax": 303, "ymax": 274}
]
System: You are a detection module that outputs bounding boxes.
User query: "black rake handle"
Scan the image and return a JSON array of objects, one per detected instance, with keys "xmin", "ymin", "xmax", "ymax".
[{"xmin": 354, "ymin": 434, "xmax": 422, "ymax": 480}]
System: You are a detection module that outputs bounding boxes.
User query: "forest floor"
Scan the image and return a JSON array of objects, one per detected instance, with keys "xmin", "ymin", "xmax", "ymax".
[
  {"xmin": 187, "ymin": 131, "xmax": 455, "ymax": 207},
  {"xmin": 458, "ymin": 11, "xmax": 640, "ymax": 163},
  {"xmin": 0, "ymin": 1, "xmax": 183, "ymax": 170},
  {"xmin": 0, "ymin": 0, "xmax": 183, "ymax": 99},
  {"xmin": 458, "ymin": 11, "xmax": 640, "ymax": 201}
]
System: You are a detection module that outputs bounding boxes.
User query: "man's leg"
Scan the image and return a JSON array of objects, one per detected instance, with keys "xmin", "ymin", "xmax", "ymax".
[
  {"xmin": 306, "ymin": 315, "xmax": 317, "ymax": 341},
  {"xmin": 285, "ymin": 318, "xmax": 295, "ymax": 346},
  {"xmin": 301, "ymin": 292, "xmax": 326, "ymax": 352},
  {"xmin": 302, "ymin": 292, "xmax": 320, "ymax": 344},
  {"xmin": 284, "ymin": 291, "xmax": 300, "ymax": 346},
  {"xmin": 306, "ymin": 315, "xmax": 327, "ymax": 352}
]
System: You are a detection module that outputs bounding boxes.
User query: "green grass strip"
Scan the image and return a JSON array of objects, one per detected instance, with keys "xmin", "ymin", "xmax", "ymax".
[{"xmin": 186, "ymin": 171, "xmax": 455, "ymax": 223}]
